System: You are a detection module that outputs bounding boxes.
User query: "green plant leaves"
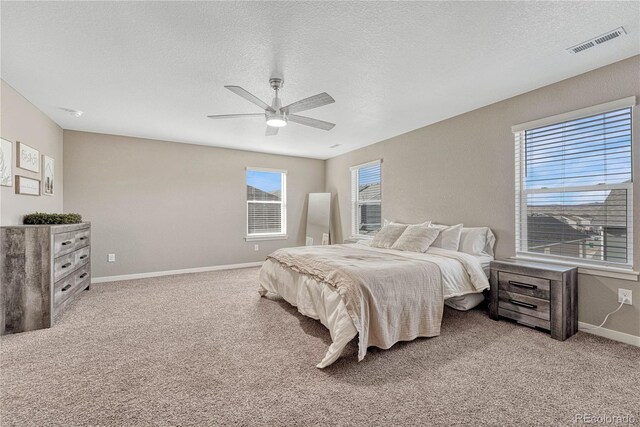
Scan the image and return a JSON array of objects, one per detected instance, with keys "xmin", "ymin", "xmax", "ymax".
[{"xmin": 23, "ymin": 212, "xmax": 82, "ymax": 225}]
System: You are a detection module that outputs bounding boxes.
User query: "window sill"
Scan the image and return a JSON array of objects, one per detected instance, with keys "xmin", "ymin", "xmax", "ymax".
[
  {"xmin": 512, "ymin": 255, "xmax": 639, "ymax": 282},
  {"xmin": 245, "ymin": 234, "xmax": 288, "ymax": 242}
]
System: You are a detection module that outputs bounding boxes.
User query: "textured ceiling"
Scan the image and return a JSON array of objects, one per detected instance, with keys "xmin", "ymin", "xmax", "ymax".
[{"xmin": 1, "ymin": 2, "xmax": 639, "ymax": 159}]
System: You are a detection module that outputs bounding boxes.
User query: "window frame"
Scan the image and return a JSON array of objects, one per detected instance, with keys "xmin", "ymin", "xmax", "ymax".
[
  {"xmin": 245, "ymin": 167, "xmax": 287, "ymax": 241},
  {"xmin": 513, "ymin": 97, "xmax": 635, "ymax": 272},
  {"xmin": 350, "ymin": 159, "xmax": 382, "ymax": 239}
]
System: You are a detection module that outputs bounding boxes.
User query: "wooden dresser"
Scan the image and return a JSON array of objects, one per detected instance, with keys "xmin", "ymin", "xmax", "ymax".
[
  {"xmin": 1, "ymin": 222, "xmax": 91, "ymax": 335},
  {"xmin": 489, "ymin": 259, "xmax": 578, "ymax": 341}
]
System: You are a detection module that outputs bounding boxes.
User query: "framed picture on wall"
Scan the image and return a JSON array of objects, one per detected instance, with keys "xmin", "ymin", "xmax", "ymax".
[
  {"xmin": 0, "ymin": 138, "xmax": 12, "ymax": 187},
  {"xmin": 17, "ymin": 141, "xmax": 39, "ymax": 173},
  {"xmin": 15, "ymin": 175, "xmax": 40, "ymax": 196},
  {"xmin": 42, "ymin": 155, "xmax": 54, "ymax": 195}
]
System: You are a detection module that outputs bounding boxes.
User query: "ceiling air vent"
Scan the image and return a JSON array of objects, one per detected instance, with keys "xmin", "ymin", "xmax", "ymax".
[{"xmin": 567, "ymin": 27, "xmax": 627, "ymax": 54}]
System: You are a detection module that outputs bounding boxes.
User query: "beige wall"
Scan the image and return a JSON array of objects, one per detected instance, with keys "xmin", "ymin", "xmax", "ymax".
[
  {"xmin": 64, "ymin": 131, "xmax": 325, "ymax": 278},
  {"xmin": 5, "ymin": 57, "xmax": 639, "ymax": 338},
  {"xmin": 326, "ymin": 56, "xmax": 640, "ymax": 337},
  {"xmin": 1, "ymin": 80, "xmax": 63, "ymax": 225}
]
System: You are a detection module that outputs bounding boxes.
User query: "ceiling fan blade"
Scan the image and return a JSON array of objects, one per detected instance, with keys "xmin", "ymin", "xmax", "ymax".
[
  {"xmin": 265, "ymin": 126, "xmax": 279, "ymax": 136},
  {"xmin": 288, "ymin": 114, "xmax": 335, "ymax": 131},
  {"xmin": 207, "ymin": 113, "xmax": 264, "ymax": 119},
  {"xmin": 281, "ymin": 92, "xmax": 335, "ymax": 115},
  {"xmin": 225, "ymin": 86, "xmax": 275, "ymax": 113}
]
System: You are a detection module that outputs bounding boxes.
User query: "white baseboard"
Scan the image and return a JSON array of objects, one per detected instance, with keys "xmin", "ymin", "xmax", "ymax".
[
  {"xmin": 91, "ymin": 261, "xmax": 263, "ymax": 284},
  {"xmin": 578, "ymin": 321, "xmax": 640, "ymax": 347}
]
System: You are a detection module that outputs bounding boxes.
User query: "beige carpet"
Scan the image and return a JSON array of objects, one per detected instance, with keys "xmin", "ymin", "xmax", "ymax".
[{"xmin": 1, "ymin": 267, "xmax": 638, "ymax": 426}]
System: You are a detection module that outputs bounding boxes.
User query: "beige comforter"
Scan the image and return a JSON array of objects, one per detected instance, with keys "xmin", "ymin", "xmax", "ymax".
[{"xmin": 267, "ymin": 244, "xmax": 444, "ymax": 361}]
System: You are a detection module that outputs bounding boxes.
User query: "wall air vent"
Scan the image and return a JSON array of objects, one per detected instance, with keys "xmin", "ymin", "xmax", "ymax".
[{"xmin": 567, "ymin": 27, "xmax": 627, "ymax": 54}]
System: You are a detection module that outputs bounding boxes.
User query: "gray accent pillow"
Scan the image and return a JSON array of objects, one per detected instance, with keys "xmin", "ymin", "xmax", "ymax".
[
  {"xmin": 370, "ymin": 223, "xmax": 408, "ymax": 249},
  {"xmin": 391, "ymin": 224, "xmax": 440, "ymax": 252}
]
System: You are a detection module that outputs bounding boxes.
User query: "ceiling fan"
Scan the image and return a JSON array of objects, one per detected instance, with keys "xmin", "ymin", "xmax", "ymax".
[{"xmin": 207, "ymin": 78, "xmax": 335, "ymax": 136}]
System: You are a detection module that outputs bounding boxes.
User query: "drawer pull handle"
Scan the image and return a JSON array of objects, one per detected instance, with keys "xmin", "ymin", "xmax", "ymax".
[
  {"xmin": 61, "ymin": 284, "xmax": 72, "ymax": 292},
  {"xmin": 509, "ymin": 299, "xmax": 537, "ymax": 310},
  {"xmin": 61, "ymin": 262, "xmax": 72, "ymax": 269},
  {"xmin": 509, "ymin": 281, "xmax": 537, "ymax": 290},
  {"xmin": 79, "ymin": 255, "xmax": 88, "ymax": 260},
  {"xmin": 79, "ymin": 273, "xmax": 88, "ymax": 279},
  {"xmin": 79, "ymin": 237, "xmax": 86, "ymax": 241},
  {"xmin": 61, "ymin": 241, "xmax": 73, "ymax": 246}
]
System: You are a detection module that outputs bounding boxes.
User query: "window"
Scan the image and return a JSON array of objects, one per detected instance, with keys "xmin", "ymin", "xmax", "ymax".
[
  {"xmin": 351, "ymin": 160, "xmax": 382, "ymax": 237},
  {"xmin": 246, "ymin": 167, "xmax": 286, "ymax": 239},
  {"xmin": 513, "ymin": 98, "xmax": 634, "ymax": 268}
]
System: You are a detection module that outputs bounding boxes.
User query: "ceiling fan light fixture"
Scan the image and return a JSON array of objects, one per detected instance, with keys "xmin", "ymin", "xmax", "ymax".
[{"xmin": 266, "ymin": 116, "xmax": 287, "ymax": 127}]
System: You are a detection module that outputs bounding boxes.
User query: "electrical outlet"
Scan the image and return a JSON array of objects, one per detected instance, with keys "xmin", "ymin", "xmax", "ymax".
[
  {"xmin": 108, "ymin": 253, "xmax": 116, "ymax": 263},
  {"xmin": 254, "ymin": 244, "xmax": 259, "ymax": 251},
  {"xmin": 618, "ymin": 288, "xmax": 632, "ymax": 305}
]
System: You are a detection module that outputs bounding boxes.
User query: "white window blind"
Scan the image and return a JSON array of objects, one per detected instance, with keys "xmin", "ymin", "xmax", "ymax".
[
  {"xmin": 351, "ymin": 160, "xmax": 382, "ymax": 237},
  {"xmin": 514, "ymin": 100, "xmax": 634, "ymax": 268},
  {"xmin": 246, "ymin": 168, "xmax": 286, "ymax": 236}
]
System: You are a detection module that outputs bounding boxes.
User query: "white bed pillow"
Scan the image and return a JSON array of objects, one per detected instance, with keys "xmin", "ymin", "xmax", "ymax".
[
  {"xmin": 458, "ymin": 227, "xmax": 496, "ymax": 256},
  {"xmin": 370, "ymin": 223, "xmax": 408, "ymax": 249},
  {"xmin": 356, "ymin": 239, "xmax": 372, "ymax": 246},
  {"xmin": 429, "ymin": 223, "xmax": 463, "ymax": 251},
  {"xmin": 391, "ymin": 224, "xmax": 440, "ymax": 252},
  {"xmin": 384, "ymin": 219, "xmax": 431, "ymax": 227}
]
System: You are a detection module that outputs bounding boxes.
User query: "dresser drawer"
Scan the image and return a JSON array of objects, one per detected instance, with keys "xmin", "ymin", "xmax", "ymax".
[
  {"xmin": 53, "ymin": 246, "xmax": 90, "ymax": 282},
  {"xmin": 74, "ymin": 246, "xmax": 90, "ymax": 266},
  {"xmin": 53, "ymin": 252, "xmax": 77, "ymax": 282},
  {"xmin": 54, "ymin": 264, "xmax": 90, "ymax": 308},
  {"xmin": 53, "ymin": 231, "xmax": 77, "ymax": 257},
  {"xmin": 498, "ymin": 271, "xmax": 550, "ymax": 300},
  {"xmin": 74, "ymin": 228, "xmax": 90, "ymax": 249},
  {"xmin": 498, "ymin": 290, "xmax": 550, "ymax": 321}
]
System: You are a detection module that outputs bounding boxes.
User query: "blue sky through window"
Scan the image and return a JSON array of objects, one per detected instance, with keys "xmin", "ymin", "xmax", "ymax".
[
  {"xmin": 358, "ymin": 165, "xmax": 381, "ymax": 185},
  {"xmin": 247, "ymin": 170, "xmax": 281, "ymax": 192},
  {"xmin": 524, "ymin": 108, "xmax": 631, "ymax": 205}
]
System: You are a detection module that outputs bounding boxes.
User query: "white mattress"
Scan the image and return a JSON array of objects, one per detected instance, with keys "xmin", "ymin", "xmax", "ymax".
[
  {"xmin": 259, "ymin": 245, "xmax": 491, "ymax": 367},
  {"xmin": 441, "ymin": 253, "xmax": 490, "ymax": 311}
]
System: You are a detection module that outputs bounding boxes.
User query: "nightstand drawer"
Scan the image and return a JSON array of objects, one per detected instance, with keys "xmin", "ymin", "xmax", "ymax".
[
  {"xmin": 498, "ymin": 271, "xmax": 550, "ymax": 300},
  {"xmin": 498, "ymin": 290, "xmax": 550, "ymax": 320},
  {"xmin": 498, "ymin": 308, "xmax": 550, "ymax": 330}
]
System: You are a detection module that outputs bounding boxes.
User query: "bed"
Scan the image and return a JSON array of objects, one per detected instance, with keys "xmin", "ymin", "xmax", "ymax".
[{"xmin": 259, "ymin": 227, "xmax": 493, "ymax": 367}]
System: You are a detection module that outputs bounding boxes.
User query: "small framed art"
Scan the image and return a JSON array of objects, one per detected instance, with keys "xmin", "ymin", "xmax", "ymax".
[
  {"xmin": 42, "ymin": 155, "xmax": 54, "ymax": 195},
  {"xmin": 0, "ymin": 138, "xmax": 12, "ymax": 187},
  {"xmin": 17, "ymin": 141, "xmax": 39, "ymax": 173},
  {"xmin": 15, "ymin": 175, "xmax": 40, "ymax": 196}
]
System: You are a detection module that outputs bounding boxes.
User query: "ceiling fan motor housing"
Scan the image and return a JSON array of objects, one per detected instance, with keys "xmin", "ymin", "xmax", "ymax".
[
  {"xmin": 266, "ymin": 88, "xmax": 287, "ymax": 127},
  {"xmin": 269, "ymin": 78, "xmax": 284, "ymax": 90}
]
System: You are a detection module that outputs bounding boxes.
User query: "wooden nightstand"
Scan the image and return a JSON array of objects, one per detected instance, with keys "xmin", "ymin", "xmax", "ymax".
[{"xmin": 489, "ymin": 259, "xmax": 578, "ymax": 341}]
